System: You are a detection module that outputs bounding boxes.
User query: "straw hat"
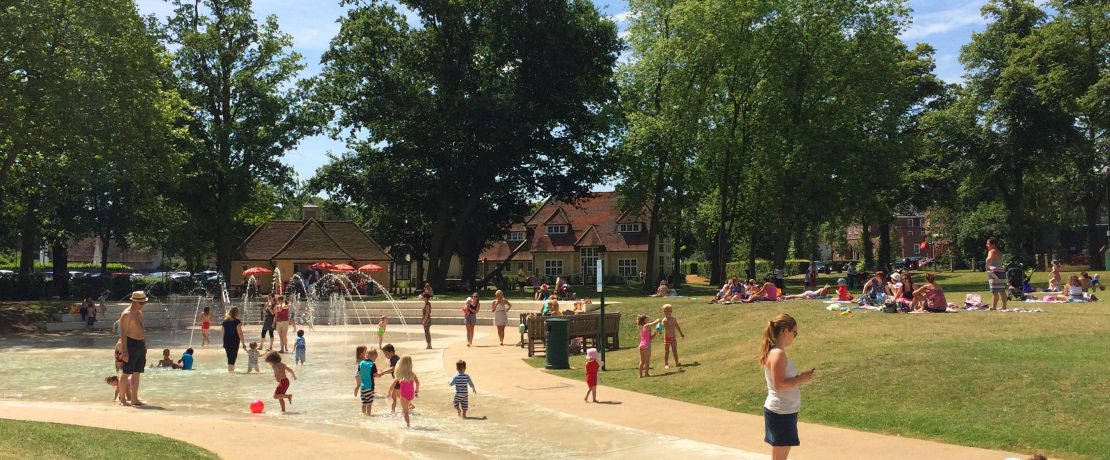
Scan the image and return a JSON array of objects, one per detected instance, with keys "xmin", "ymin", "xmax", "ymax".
[
  {"xmin": 129, "ymin": 291, "xmax": 148, "ymax": 303},
  {"xmin": 891, "ymin": 273, "xmax": 902, "ymax": 282}
]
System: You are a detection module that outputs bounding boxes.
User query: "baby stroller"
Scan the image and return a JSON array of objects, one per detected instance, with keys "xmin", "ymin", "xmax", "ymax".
[{"xmin": 1007, "ymin": 263, "xmax": 1033, "ymax": 301}]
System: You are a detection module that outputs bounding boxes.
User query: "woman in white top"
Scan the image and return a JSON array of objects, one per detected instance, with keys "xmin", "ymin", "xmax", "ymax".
[
  {"xmin": 759, "ymin": 313, "xmax": 814, "ymax": 460},
  {"xmin": 491, "ymin": 289, "xmax": 513, "ymax": 346}
]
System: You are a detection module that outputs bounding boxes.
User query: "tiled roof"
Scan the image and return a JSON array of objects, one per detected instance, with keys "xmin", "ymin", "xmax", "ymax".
[
  {"xmin": 479, "ymin": 240, "xmax": 533, "ymax": 262},
  {"xmin": 234, "ymin": 219, "xmax": 391, "ymax": 262},
  {"xmin": 526, "ymin": 192, "xmax": 650, "ymax": 253}
]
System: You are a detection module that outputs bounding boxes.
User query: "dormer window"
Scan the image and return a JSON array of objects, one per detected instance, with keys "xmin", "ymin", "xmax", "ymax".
[
  {"xmin": 507, "ymin": 232, "xmax": 525, "ymax": 241},
  {"xmin": 547, "ymin": 224, "xmax": 568, "ymax": 235},
  {"xmin": 619, "ymin": 223, "xmax": 642, "ymax": 233}
]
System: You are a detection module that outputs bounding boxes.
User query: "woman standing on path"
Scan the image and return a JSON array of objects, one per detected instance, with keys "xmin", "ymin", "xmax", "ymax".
[
  {"xmin": 464, "ymin": 292, "xmax": 479, "ymax": 347},
  {"xmin": 222, "ymin": 307, "xmax": 247, "ymax": 372},
  {"xmin": 491, "ymin": 290, "xmax": 513, "ymax": 346},
  {"xmin": 421, "ymin": 292, "xmax": 432, "ymax": 349},
  {"xmin": 261, "ymin": 294, "xmax": 276, "ymax": 351},
  {"xmin": 275, "ymin": 295, "xmax": 291, "ymax": 353},
  {"xmin": 759, "ymin": 313, "xmax": 814, "ymax": 460},
  {"xmin": 986, "ymin": 237, "xmax": 1007, "ymax": 311}
]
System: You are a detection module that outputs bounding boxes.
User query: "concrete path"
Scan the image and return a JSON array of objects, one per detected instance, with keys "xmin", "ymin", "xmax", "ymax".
[{"xmin": 442, "ymin": 327, "xmax": 1030, "ymax": 460}]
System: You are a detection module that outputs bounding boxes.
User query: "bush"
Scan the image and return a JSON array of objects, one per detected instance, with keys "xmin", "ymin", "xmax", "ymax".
[
  {"xmin": 0, "ymin": 275, "xmax": 49, "ymax": 300},
  {"xmin": 724, "ymin": 259, "xmax": 813, "ymax": 280}
]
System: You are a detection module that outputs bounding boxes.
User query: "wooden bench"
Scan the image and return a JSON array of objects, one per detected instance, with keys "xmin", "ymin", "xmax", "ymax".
[{"xmin": 520, "ymin": 312, "xmax": 621, "ymax": 357}]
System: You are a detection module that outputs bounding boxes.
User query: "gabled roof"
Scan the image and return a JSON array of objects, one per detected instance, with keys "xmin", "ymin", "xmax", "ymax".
[
  {"xmin": 542, "ymin": 208, "xmax": 571, "ymax": 225},
  {"xmin": 234, "ymin": 219, "xmax": 391, "ymax": 262},
  {"xmin": 525, "ymin": 192, "xmax": 651, "ymax": 253},
  {"xmin": 616, "ymin": 210, "xmax": 646, "ymax": 225},
  {"xmin": 573, "ymin": 225, "xmax": 606, "ymax": 249}
]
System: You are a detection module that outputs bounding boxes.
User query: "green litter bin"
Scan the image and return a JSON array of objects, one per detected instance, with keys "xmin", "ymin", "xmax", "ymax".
[{"xmin": 544, "ymin": 317, "xmax": 569, "ymax": 369}]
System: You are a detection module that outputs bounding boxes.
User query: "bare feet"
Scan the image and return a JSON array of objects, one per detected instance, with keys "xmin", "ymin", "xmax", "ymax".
[{"xmin": 425, "ymin": 345, "xmax": 432, "ymax": 350}]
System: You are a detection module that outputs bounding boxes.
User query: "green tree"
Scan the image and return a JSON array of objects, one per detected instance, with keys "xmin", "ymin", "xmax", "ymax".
[
  {"xmin": 311, "ymin": 0, "xmax": 621, "ymax": 291},
  {"xmin": 164, "ymin": 0, "xmax": 313, "ymax": 277}
]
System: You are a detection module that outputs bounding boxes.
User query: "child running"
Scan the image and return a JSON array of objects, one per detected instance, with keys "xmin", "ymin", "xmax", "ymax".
[
  {"xmin": 661, "ymin": 305, "xmax": 685, "ymax": 368},
  {"xmin": 388, "ymin": 355, "xmax": 420, "ymax": 427},
  {"xmin": 584, "ymin": 348, "xmax": 600, "ymax": 402},
  {"xmin": 377, "ymin": 315, "xmax": 388, "ymax": 349},
  {"xmin": 294, "ymin": 330, "xmax": 306, "ymax": 365},
  {"xmin": 265, "ymin": 351, "xmax": 296, "ymax": 412},
  {"xmin": 637, "ymin": 315, "xmax": 662, "ymax": 378},
  {"xmin": 355, "ymin": 346, "xmax": 379, "ymax": 415},
  {"xmin": 449, "ymin": 360, "xmax": 477, "ymax": 418},
  {"xmin": 199, "ymin": 307, "xmax": 212, "ymax": 347},
  {"xmin": 247, "ymin": 342, "xmax": 261, "ymax": 373}
]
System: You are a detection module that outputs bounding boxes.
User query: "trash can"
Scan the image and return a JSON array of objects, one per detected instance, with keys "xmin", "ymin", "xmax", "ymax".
[{"xmin": 544, "ymin": 317, "xmax": 569, "ymax": 369}]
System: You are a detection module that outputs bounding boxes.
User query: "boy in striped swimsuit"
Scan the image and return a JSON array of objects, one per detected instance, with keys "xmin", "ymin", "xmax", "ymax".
[{"xmin": 449, "ymin": 360, "xmax": 477, "ymax": 418}]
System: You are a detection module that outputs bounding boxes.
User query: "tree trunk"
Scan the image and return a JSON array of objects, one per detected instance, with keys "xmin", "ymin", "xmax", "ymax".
[
  {"xmin": 20, "ymin": 195, "xmax": 40, "ymax": 277},
  {"xmin": 878, "ymin": 220, "xmax": 892, "ymax": 273},
  {"xmin": 99, "ymin": 234, "xmax": 112, "ymax": 275},
  {"xmin": 215, "ymin": 176, "xmax": 233, "ymax": 279},
  {"xmin": 861, "ymin": 220, "xmax": 874, "ymax": 270},
  {"xmin": 52, "ymin": 243, "xmax": 69, "ymax": 298},
  {"xmin": 414, "ymin": 252, "xmax": 425, "ymax": 290},
  {"xmin": 671, "ymin": 226, "xmax": 681, "ymax": 289},
  {"xmin": 1083, "ymin": 194, "xmax": 1104, "ymax": 270},
  {"xmin": 644, "ymin": 155, "xmax": 668, "ymax": 292},
  {"xmin": 746, "ymin": 226, "xmax": 758, "ymax": 280}
]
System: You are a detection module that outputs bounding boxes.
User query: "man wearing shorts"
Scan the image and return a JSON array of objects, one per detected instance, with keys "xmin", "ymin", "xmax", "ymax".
[{"xmin": 118, "ymin": 291, "xmax": 148, "ymax": 406}]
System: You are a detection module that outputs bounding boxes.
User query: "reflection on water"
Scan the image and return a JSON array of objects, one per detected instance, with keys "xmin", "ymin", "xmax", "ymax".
[{"xmin": 0, "ymin": 326, "xmax": 758, "ymax": 459}]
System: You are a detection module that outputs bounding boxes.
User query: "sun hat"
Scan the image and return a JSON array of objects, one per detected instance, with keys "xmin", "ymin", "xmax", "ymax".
[
  {"xmin": 586, "ymin": 348, "xmax": 599, "ymax": 361},
  {"xmin": 837, "ymin": 278, "xmax": 847, "ymax": 285},
  {"xmin": 129, "ymin": 291, "xmax": 148, "ymax": 303},
  {"xmin": 891, "ymin": 273, "xmax": 902, "ymax": 282}
]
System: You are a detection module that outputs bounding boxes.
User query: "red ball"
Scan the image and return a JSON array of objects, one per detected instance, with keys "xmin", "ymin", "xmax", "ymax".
[{"xmin": 250, "ymin": 400, "xmax": 264, "ymax": 414}]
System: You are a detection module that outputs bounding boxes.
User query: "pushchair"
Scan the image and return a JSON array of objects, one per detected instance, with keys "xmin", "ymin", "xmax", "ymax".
[{"xmin": 1007, "ymin": 263, "xmax": 1033, "ymax": 301}]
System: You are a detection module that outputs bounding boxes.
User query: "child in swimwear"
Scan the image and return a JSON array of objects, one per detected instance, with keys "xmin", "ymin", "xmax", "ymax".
[
  {"xmin": 114, "ymin": 340, "xmax": 124, "ymax": 373},
  {"xmin": 1048, "ymin": 260, "xmax": 1061, "ymax": 292},
  {"xmin": 199, "ymin": 307, "xmax": 212, "ymax": 347},
  {"xmin": 637, "ymin": 315, "xmax": 662, "ymax": 378},
  {"xmin": 584, "ymin": 348, "xmax": 600, "ymax": 402},
  {"xmin": 156, "ymin": 349, "xmax": 182, "ymax": 369},
  {"xmin": 265, "ymin": 351, "xmax": 296, "ymax": 412},
  {"xmin": 355, "ymin": 346, "xmax": 379, "ymax": 415},
  {"xmin": 388, "ymin": 355, "xmax": 420, "ymax": 427},
  {"xmin": 836, "ymin": 278, "xmax": 854, "ymax": 301},
  {"xmin": 376, "ymin": 315, "xmax": 387, "ymax": 349},
  {"xmin": 177, "ymin": 348, "xmax": 194, "ymax": 370},
  {"xmin": 661, "ymin": 305, "xmax": 685, "ymax": 368},
  {"xmin": 106, "ymin": 376, "xmax": 121, "ymax": 401},
  {"xmin": 247, "ymin": 342, "xmax": 261, "ymax": 373},
  {"xmin": 294, "ymin": 329, "xmax": 306, "ymax": 365},
  {"xmin": 449, "ymin": 360, "xmax": 477, "ymax": 418}
]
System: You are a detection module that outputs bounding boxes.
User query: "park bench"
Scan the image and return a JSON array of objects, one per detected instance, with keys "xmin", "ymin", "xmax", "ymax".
[{"xmin": 520, "ymin": 312, "xmax": 621, "ymax": 357}]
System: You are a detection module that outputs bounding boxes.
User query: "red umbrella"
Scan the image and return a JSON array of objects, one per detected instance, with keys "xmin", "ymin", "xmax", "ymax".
[
  {"xmin": 331, "ymin": 263, "xmax": 356, "ymax": 272},
  {"xmin": 358, "ymin": 263, "xmax": 384, "ymax": 272},
  {"xmin": 310, "ymin": 262, "xmax": 335, "ymax": 270},
  {"xmin": 242, "ymin": 266, "xmax": 273, "ymax": 276}
]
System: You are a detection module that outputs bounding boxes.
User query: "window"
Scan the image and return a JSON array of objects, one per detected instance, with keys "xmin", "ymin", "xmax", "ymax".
[
  {"xmin": 619, "ymin": 223, "xmax": 641, "ymax": 233},
  {"xmin": 580, "ymin": 247, "xmax": 599, "ymax": 280},
  {"xmin": 618, "ymin": 259, "xmax": 638, "ymax": 278},
  {"xmin": 507, "ymin": 232, "xmax": 525, "ymax": 241},
  {"xmin": 907, "ymin": 230, "xmax": 913, "ymax": 236},
  {"xmin": 544, "ymin": 259, "xmax": 563, "ymax": 277},
  {"xmin": 913, "ymin": 245, "xmax": 921, "ymax": 255},
  {"xmin": 547, "ymin": 224, "xmax": 568, "ymax": 235},
  {"xmin": 393, "ymin": 262, "xmax": 410, "ymax": 280}
]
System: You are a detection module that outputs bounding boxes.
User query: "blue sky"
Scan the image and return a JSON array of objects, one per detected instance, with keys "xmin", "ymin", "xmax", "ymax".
[{"xmin": 135, "ymin": 0, "xmax": 991, "ymax": 182}]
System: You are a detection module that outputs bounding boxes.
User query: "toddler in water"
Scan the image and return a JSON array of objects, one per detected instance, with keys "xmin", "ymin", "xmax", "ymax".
[
  {"xmin": 583, "ymin": 348, "xmax": 600, "ymax": 403},
  {"xmin": 199, "ymin": 307, "xmax": 212, "ymax": 347},
  {"xmin": 387, "ymin": 355, "xmax": 420, "ymax": 427},
  {"xmin": 177, "ymin": 348, "xmax": 194, "ymax": 370},
  {"xmin": 354, "ymin": 346, "xmax": 379, "ymax": 415},
  {"xmin": 449, "ymin": 360, "xmax": 477, "ymax": 418},
  {"xmin": 637, "ymin": 315, "xmax": 662, "ymax": 378},
  {"xmin": 376, "ymin": 315, "xmax": 387, "ymax": 348},
  {"xmin": 247, "ymin": 342, "xmax": 261, "ymax": 373},
  {"xmin": 265, "ymin": 351, "xmax": 296, "ymax": 412},
  {"xmin": 294, "ymin": 330, "xmax": 306, "ymax": 365}
]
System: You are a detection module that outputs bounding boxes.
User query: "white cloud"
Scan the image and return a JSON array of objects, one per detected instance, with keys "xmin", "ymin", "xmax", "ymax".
[
  {"xmin": 609, "ymin": 10, "xmax": 634, "ymax": 23},
  {"xmin": 901, "ymin": 2, "xmax": 987, "ymax": 41}
]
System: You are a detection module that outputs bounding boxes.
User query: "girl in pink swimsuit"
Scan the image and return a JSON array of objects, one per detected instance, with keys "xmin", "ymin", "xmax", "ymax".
[
  {"xmin": 637, "ymin": 315, "xmax": 662, "ymax": 378},
  {"xmin": 389, "ymin": 355, "xmax": 421, "ymax": 427}
]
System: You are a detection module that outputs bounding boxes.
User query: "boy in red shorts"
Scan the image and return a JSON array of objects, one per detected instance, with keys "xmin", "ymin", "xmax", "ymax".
[
  {"xmin": 661, "ymin": 304, "xmax": 686, "ymax": 368},
  {"xmin": 265, "ymin": 351, "xmax": 296, "ymax": 412}
]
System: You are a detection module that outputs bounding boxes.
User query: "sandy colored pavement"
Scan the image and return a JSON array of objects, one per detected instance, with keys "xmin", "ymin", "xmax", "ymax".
[
  {"xmin": 443, "ymin": 327, "xmax": 1030, "ymax": 460},
  {"xmin": 0, "ymin": 401, "xmax": 404, "ymax": 460}
]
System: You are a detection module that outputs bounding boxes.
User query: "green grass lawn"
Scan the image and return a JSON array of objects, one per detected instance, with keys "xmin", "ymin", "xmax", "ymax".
[
  {"xmin": 527, "ymin": 270, "xmax": 1110, "ymax": 459},
  {"xmin": 0, "ymin": 419, "xmax": 218, "ymax": 460}
]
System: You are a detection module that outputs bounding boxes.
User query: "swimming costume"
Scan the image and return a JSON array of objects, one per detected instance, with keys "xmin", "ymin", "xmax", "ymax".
[
  {"xmin": 638, "ymin": 327, "xmax": 652, "ymax": 350},
  {"xmin": 275, "ymin": 377, "xmax": 290, "ymax": 396},
  {"xmin": 585, "ymin": 360, "xmax": 599, "ymax": 387},
  {"xmin": 663, "ymin": 335, "xmax": 676, "ymax": 345},
  {"xmin": 398, "ymin": 380, "xmax": 416, "ymax": 401},
  {"xmin": 453, "ymin": 395, "xmax": 469, "ymax": 411},
  {"xmin": 377, "ymin": 328, "xmax": 385, "ymax": 336},
  {"xmin": 121, "ymin": 338, "xmax": 147, "ymax": 374},
  {"xmin": 360, "ymin": 387, "xmax": 374, "ymax": 405},
  {"xmin": 201, "ymin": 321, "xmax": 210, "ymax": 330}
]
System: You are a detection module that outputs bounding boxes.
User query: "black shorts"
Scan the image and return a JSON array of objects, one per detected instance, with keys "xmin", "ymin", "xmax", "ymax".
[
  {"xmin": 261, "ymin": 319, "xmax": 274, "ymax": 338},
  {"xmin": 121, "ymin": 338, "xmax": 147, "ymax": 374},
  {"xmin": 764, "ymin": 407, "xmax": 800, "ymax": 447},
  {"xmin": 225, "ymin": 345, "xmax": 239, "ymax": 365}
]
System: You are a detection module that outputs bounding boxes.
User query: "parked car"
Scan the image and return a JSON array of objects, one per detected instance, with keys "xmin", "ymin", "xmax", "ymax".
[
  {"xmin": 0, "ymin": 269, "xmax": 14, "ymax": 277},
  {"xmin": 193, "ymin": 270, "xmax": 220, "ymax": 282},
  {"xmin": 813, "ymin": 261, "xmax": 830, "ymax": 274},
  {"xmin": 170, "ymin": 271, "xmax": 192, "ymax": 280}
]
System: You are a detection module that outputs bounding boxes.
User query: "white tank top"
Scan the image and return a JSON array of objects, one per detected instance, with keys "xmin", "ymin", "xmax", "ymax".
[
  {"xmin": 1069, "ymin": 285, "xmax": 1083, "ymax": 296},
  {"xmin": 764, "ymin": 354, "xmax": 801, "ymax": 414}
]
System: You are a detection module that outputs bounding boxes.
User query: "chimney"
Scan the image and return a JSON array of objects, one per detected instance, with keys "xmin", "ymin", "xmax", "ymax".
[{"xmin": 302, "ymin": 203, "xmax": 319, "ymax": 221}]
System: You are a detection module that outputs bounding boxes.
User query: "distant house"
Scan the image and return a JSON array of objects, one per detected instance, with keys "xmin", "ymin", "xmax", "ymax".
[
  {"xmin": 64, "ymin": 237, "xmax": 162, "ymax": 271},
  {"xmin": 843, "ymin": 214, "xmax": 932, "ymax": 259},
  {"xmin": 478, "ymin": 192, "xmax": 672, "ymax": 283},
  {"xmin": 231, "ymin": 204, "xmax": 392, "ymax": 292}
]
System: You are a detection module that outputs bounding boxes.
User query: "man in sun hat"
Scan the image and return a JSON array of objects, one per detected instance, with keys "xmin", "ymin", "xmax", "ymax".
[{"xmin": 118, "ymin": 291, "xmax": 148, "ymax": 406}]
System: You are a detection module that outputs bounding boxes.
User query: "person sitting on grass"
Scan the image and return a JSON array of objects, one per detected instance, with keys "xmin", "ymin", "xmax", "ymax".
[
  {"xmin": 860, "ymin": 271, "xmax": 891, "ymax": 305},
  {"xmin": 649, "ymin": 280, "xmax": 672, "ymax": 297},
  {"xmin": 911, "ymin": 273, "xmax": 947, "ymax": 313},
  {"xmin": 780, "ymin": 285, "xmax": 832, "ymax": 300},
  {"xmin": 726, "ymin": 279, "xmax": 747, "ymax": 302},
  {"xmin": 836, "ymin": 278, "xmax": 854, "ymax": 302},
  {"xmin": 742, "ymin": 277, "xmax": 780, "ymax": 303},
  {"xmin": 1066, "ymin": 275, "xmax": 1086, "ymax": 301},
  {"xmin": 709, "ymin": 281, "xmax": 731, "ymax": 304}
]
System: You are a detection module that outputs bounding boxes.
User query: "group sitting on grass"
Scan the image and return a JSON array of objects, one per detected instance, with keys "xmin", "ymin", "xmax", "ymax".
[{"xmin": 703, "ymin": 269, "xmax": 954, "ymax": 312}]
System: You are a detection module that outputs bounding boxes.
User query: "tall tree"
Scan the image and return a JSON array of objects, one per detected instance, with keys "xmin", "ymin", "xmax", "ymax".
[
  {"xmin": 164, "ymin": 0, "xmax": 312, "ymax": 277},
  {"xmin": 311, "ymin": 0, "xmax": 621, "ymax": 291}
]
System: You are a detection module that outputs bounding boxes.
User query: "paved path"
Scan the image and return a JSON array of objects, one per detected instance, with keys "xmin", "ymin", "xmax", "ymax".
[
  {"xmin": 0, "ymin": 401, "xmax": 405, "ymax": 460},
  {"xmin": 442, "ymin": 327, "xmax": 1030, "ymax": 460}
]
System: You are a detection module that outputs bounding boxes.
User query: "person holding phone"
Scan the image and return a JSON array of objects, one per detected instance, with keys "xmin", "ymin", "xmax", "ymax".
[{"xmin": 758, "ymin": 313, "xmax": 814, "ymax": 460}]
